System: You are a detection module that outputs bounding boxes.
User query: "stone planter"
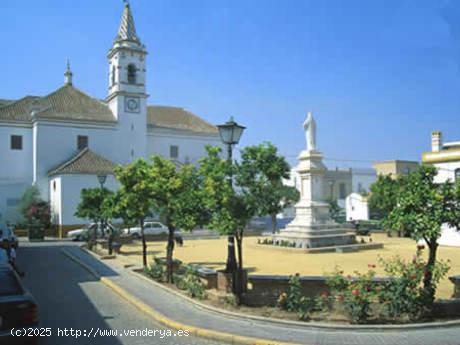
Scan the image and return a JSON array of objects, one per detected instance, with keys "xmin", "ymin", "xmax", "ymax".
[
  {"xmin": 28, "ymin": 225, "xmax": 44, "ymax": 241},
  {"xmin": 449, "ymin": 276, "xmax": 460, "ymax": 298},
  {"xmin": 194, "ymin": 266, "xmax": 218, "ymax": 289},
  {"xmin": 112, "ymin": 242, "xmax": 122, "ymax": 254},
  {"xmin": 217, "ymin": 270, "xmax": 234, "ymax": 293},
  {"xmin": 154, "ymin": 257, "xmax": 182, "ymax": 272},
  {"xmin": 217, "ymin": 269, "xmax": 248, "ymax": 293}
]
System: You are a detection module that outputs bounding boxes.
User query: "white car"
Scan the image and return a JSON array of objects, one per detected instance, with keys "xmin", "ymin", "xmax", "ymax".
[
  {"xmin": 123, "ymin": 221, "xmax": 168, "ymax": 239},
  {"xmin": 67, "ymin": 223, "xmax": 113, "ymax": 241}
]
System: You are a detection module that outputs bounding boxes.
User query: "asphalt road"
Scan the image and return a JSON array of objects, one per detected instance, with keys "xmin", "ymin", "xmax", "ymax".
[{"xmin": 16, "ymin": 240, "xmax": 224, "ymax": 345}]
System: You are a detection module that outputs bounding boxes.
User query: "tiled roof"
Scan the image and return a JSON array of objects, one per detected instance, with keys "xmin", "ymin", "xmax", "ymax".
[
  {"xmin": 147, "ymin": 106, "xmax": 218, "ymax": 134},
  {"xmin": 48, "ymin": 148, "xmax": 118, "ymax": 176},
  {"xmin": 0, "ymin": 96, "xmax": 41, "ymax": 122},
  {"xmin": 0, "ymin": 99, "xmax": 14, "ymax": 107},
  {"xmin": 0, "ymin": 85, "xmax": 115, "ymax": 123},
  {"xmin": 0, "ymin": 88, "xmax": 217, "ymax": 133}
]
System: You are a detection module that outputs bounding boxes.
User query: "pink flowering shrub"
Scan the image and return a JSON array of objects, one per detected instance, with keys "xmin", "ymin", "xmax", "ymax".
[{"xmin": 26, "ymin": 200, "xmax": 51, "ymax": 229}]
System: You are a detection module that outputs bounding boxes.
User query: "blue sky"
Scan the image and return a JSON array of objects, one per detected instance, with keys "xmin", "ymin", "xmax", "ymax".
[{"xmin": 1, "ymin": 0, "xmax": 460, "ymax": 168}]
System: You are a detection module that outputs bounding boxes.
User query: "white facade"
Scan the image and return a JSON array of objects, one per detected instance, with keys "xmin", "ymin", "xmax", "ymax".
[
  {"xmin": 50, "ymin": 175, "xmax": 119, "ymax": 226},
  {"xmin": 0, "ymin": 3, "xmax": 222, "ymax": 227},
  {"xmin": 422, "ymin": 131, "xmax": 460, "ymax": 247},
  {"xmin": 147, "ymin": 127, "xmax": 223, "ymax": 165},
  {"xmin": 285, "ymin": 166, "xmax": 375, "ymax": 210},
  {"xmin": 345, "ymin": 193, "xmax": 369, "ymax": 221}
]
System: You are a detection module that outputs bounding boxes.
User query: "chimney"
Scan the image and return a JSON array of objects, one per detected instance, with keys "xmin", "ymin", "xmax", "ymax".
[{"xmin": 431, "ymin": 131, "xmax": 442, "ymax": 152}]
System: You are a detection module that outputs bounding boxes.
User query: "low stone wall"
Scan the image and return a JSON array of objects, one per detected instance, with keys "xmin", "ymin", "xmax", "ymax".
[
  {"xmin": 196, "ymin": 267, "xmax": 218, "ymax": 289},
  {"xmin": 449, "ymin": 276, "xmax": 460, "ymax": 298},
  {"xmin": 433, "ymin": 299, "xmax": 460, "ymax": 318},
  {"xmin": 243, "ymin": 275, "xmax": 391, "ymax": 307}
]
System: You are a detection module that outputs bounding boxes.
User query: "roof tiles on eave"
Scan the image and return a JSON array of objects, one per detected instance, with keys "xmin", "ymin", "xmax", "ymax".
[
  {"xmin": 0, "ymin": 85, "xmax": 115, "ymax": 124},
  {"xmin": 147, "ymin": 106, "xmax": 218, "ymax": 134},
  {"xmin": 48, "ymin": 147, "xmax": 118, "ymax": 176}
]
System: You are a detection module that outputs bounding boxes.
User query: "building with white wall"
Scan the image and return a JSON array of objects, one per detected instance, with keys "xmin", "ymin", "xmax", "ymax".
[
  {"xmin": 345, "ymin": 193, "xmax": 369, "ymax": 222},
  {"xmin": 283, "ymin": 165, "xmax": 375, "ymax": 218},
  {"xmin": 0, "ymin": 3, "xmax": 222, "ymax": 228},
  {"xmin": 422, "ymin": 131, "xmax": 460, "ymax": 247}
]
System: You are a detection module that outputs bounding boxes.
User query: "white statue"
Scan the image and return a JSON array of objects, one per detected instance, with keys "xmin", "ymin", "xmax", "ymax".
[{"xmin": 303, "ymin": 112, "xmax": 316, "ymax": 151}]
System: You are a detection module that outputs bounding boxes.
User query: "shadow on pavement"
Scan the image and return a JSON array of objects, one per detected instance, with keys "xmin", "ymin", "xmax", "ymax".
[{"xmin": 16, "ymin": 244, "xmax": 124, "ymax": 345}]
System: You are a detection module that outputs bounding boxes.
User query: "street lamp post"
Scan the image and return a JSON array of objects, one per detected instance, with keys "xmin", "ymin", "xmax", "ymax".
[
  {"xmin": 217, "ymin": 117, "xmax": 245, "ymax": 273},
  {"xmin": 96, "ymin": 175, "xmax": 108, "ymax": 246}
]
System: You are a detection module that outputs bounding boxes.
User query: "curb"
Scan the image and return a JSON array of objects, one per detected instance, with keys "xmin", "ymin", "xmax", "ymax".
[
  {"xmin": 100, "ymin": 276, "xmax": 298, "ymax": 345},
  {"xmin": 60, "ymin": 248, "xmax": 100, "ymax": 279},
  {"xmin": 60, "ymin": 248, "xmax": 300, "ymax": 345}
]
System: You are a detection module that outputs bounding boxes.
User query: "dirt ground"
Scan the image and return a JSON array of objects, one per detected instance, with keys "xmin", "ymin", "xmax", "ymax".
[{"xmin": 118, "ymin": 233, "xmax": 460, "ymax": 299}]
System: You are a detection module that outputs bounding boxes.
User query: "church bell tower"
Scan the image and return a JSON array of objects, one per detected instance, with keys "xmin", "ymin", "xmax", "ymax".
[{"xmin": 107, "ymin": 2, "xmax": 148, "ymax": 163}]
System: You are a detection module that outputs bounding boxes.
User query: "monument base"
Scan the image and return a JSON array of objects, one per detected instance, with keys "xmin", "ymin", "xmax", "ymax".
[{"xmin": 273, "ymin": 223, "xmax": 356, "ymax": 249}]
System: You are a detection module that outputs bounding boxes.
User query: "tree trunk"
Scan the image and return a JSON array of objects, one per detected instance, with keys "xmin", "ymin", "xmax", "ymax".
[
  {"xmin": 90, "ymin": 221, "xmax": 98, "ymax": 251},
  {"xmin": 271, "ymin": 213, "xmax": 278, "ymax": 234},
  {"xmin": 140, "ymin": 218, "xmax": 147, "ymax": 268},
  {"xmin": 423, "ymin": 239, "xmax": 439, "ymax": 305},
  {"xmin": 166, "ymin": 224, "xmax": 175, "ymax": 283},
  {"xmin": 106, "ymin": 220, "xmax": 113, "ymax": 255}
]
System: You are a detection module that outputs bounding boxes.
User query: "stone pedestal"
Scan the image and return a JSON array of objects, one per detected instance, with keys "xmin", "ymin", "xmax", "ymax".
[{"xmin": 273, "ymin": 150, "xmax": 355, "ymax": 249}]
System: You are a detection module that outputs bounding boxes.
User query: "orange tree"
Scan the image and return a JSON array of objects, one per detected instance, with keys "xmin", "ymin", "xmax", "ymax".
[
  {"xmin": 75, "ymin": 187, "xmax": 113, "ymax": 249},
  {"xmin": 385, "ymin": 165, "xmax": 458, "ymax": 305},
  {"xmin": 199, "ymin": 146, "xmax": 256, "ymax": 299},
  {"xmin": 148, "ymin": 156, "xmax": 206, "ymax": 283},
  {"xmin": 114, "ymin": 159, "xmax": 155, "ymax": 267}
]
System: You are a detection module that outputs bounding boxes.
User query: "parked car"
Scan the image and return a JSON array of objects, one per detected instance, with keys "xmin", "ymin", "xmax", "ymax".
[
  {"xmin": 122, "ymin": 221, "xmax": 168, "ymax": 239},
  {"xmin": 67, "ymin": 223, "xmax": 115, "ymax": 241},
  {"xmin": 0, "ymin": 224, "xmax": 18, "ymax": 249},
  {"xmin": 0, "ymin": 264, "xmax": 39, "ymax": 344}
]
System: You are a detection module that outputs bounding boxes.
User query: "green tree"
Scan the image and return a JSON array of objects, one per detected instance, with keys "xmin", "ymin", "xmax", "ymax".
[
  {"xmin": 326, "ymin": 197, "xmax": 344, "ymax": 223},
  {"xmin": 236, "ymin": 142, "xmax": 300, "ymax": 234},
  {"xmin": 101, "ymin": 191, "xmax": 128, "ymax": 255},
  {"xmin": 368, "ymin": 174, "xmax": 404, "ymax": 220},
  {"xmin": 148, "ymin": 156, "xmax": 206, "ymax": 283},
  {"xmin": 200, "ymin": 146, "xmax": 256, "ymax": 299},
  {"xmin": 75, "ymin": 187, "xmax": 113, "ymax": 249},
  {"xmin": 114, "ymin": 159, "xmax": 155, "ymax": 267},
  {"xmin": 385, "ymin": 165, "xmax": 458, "ymax": 305},
  {"xmin": 17, "ymin": 185, "xmax": 42, "ymax": 226}
]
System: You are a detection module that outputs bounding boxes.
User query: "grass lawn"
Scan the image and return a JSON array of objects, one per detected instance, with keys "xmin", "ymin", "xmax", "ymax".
[{"xmin": 119, "ymin": 233, "xmax": 460, "ymax": 299}]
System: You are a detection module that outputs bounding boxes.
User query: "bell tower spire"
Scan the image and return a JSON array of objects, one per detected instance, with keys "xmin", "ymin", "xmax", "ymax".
[
  {"xmin": 107, "ymin": 2, "xmax": 148, "ymax": 163},
  {"xmin": 107, "ymin": 0, "xmax": 147, "ymax": 101},
  {"xmin": 116, "ymin": 1, "xmax": 140, "ymax": 43}
]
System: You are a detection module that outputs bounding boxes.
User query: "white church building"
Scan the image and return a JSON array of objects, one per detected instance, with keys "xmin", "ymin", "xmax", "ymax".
[{"xmin": 0, "ymin": 3, "xmax": 222, "ymax": 228}]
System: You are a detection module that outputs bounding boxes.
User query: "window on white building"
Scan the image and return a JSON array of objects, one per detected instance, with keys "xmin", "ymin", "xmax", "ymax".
[
  {"xmin": 170, "ymin": 145, "xmax": 179, "ymax": 159},
  {"xmin": 455, "ymin": 168, "xmax": 460, "ymax": 182},
  {"xmin": 10, "ymin": 135, "xmax": 22, "ymax": 150},
  {"xmin": 111, "ymin": 65, "xmax": 116, "ymax": 86},
  {"xmin": 127, "ymin": 64, "xmax": 136, "ymax": 84},
  {"xmin": 77, "ymin": 135, "xmax": 88, "ymax": 150}
]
